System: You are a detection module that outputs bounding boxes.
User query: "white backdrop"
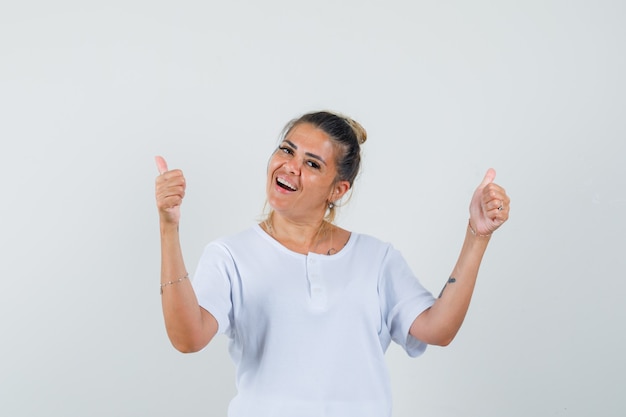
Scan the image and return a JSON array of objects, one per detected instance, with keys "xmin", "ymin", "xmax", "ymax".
[{"xmin": 1, "ymin": 1, "xmax": 624, "ymax": 416}]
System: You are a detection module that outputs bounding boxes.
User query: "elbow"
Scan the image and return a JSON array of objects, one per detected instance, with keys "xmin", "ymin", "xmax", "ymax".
[
  {"xmin": 429, "ymin": 328, "xmax": 460, "ymax": 347},
  {"xmin": 410, "ymin": 315, "xmax": 458, "ymax": 347},
  {"xmin": 165, "ymin": 315, "xmax": 218, "ymax": 353},
  {"xmin": 431, "ymin": 335, "xmax": 455, "ymax": 347},
  {"xmin": 168, "ymin": 330, "xmax": 213, "ymax": 353},
  {"xmin": 175, "ymin": 346, "xmax": 201, "ymax": 354},
  {"xmin": 172, "ymin": 342, "xmax": 199, "ymax": 354},
  {"xmin": 418, "ymin": 327, "xmax": 458, "ymax": 347},
  {"xmin": 171, "ymin": 338, "xmax": 210, "ymax": 354}
]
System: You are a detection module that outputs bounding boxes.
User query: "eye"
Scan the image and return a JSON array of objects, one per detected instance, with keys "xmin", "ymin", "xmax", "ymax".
[
  {"xmin": 278, "ymin": 145, "xmax": 293, "ymax": 155},
  {"xmin": 307, "ymin": 160, "xmax": 321, "ymax": 169}
]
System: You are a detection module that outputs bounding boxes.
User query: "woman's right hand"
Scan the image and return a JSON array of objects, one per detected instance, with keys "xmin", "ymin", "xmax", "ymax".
[{"xmin": 155, "ymin": 156, "xmax": 186, "ymax": 226}]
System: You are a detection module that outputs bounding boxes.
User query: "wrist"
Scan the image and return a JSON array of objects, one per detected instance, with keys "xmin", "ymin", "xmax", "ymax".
[
  {"xmin": 467, "ymin": 219, "xmax": 491, "ymax": 238},
  {"xmin": 160, "ymin": 220, "xmax": 180, "ymax": 236}
]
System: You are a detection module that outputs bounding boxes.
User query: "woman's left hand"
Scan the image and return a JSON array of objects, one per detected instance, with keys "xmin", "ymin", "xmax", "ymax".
[{"xmin": 469, "ymin": 168, "xmax": 510, "ymax": 236}]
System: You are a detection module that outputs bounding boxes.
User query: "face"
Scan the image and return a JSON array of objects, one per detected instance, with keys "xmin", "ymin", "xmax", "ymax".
[{"xmin": 266, "ymin": 123, "xmax": 350, "ymax": 223}]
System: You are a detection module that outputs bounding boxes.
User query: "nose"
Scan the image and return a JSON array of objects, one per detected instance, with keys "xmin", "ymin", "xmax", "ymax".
[{"xmin": 284, "ymin": 157, "xmax": 300, "ymax": 175}]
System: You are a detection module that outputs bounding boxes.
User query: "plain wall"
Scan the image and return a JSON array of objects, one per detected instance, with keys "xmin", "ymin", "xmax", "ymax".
[{"xmin": 1, "ymin": 1, "xmax": 624, "ymax": 416}]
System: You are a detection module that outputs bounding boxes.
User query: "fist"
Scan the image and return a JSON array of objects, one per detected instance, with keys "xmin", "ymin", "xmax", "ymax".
[
  {"xmin": 469, "ymin": 168, "xmax": 510, "ymax": 236},
  {"xmin": 155, "ymin": 156, "xmax": 186, "ymax": 225}
]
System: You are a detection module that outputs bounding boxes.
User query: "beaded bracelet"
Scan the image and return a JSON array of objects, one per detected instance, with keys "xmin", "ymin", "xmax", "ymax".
[
  {"xmin": 160, "ymin": 273, "xmax": 189, "ymax": 295},
  {"xmin": 468, "ymin": 220, "xmax": 491, "ymax": 238}
]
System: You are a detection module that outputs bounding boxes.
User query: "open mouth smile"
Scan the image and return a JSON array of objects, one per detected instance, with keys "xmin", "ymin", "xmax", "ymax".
[{"xmin": 276, "ymin": 177, "xmax": 297, "ymax": 191}]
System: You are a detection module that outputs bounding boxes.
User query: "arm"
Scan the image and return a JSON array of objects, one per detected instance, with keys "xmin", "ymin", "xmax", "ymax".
[
  {"xmin": 155, "ymin": 156, "xmax": 218, "ymax": 353},
  {"xmin": 409, "ymin": 168, "xmax": 510, "ymax": 346}
]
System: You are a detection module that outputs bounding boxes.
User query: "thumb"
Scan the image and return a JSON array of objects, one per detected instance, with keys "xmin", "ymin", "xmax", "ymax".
[
  {"xmin": 478, "ymin": 168, "xmax": 496, "ymax": 188},
  {"xmin": 155, "ymin": 155, "xmax": 169, "ymax": 174}
]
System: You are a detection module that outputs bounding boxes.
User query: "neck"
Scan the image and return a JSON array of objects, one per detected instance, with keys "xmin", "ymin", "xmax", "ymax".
[{"xmin": 263, "ymin": 212, "xmax": 333, "ymax": 255}]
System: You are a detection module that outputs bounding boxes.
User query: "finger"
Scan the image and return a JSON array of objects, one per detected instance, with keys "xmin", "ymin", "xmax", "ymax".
[
  {"xmin": 478, "ymin": 168, "xmax": 497, "ymax": 189},
  {"xmin": 483, "ymin": 198, "xmax": 499, "ymax": 210},
  {"xmin": 156, "ymin": 187, "xmax": 185, "ymax": 208},
  {"xmin": 155, "ymin": 155, "xmax": 169, "ymax": 175},
  {"xmin": 156, "ymin": 181, "xmax": 186, "ymax": 199},
  {"xmin": 482, "ymin": 183, "xmax": 506, "ymax": 204},
  {"xmin": 158, "ymin": 194, "xmax": 184, "ymax": 209},
  {"xmin": 485, "ymin": 194, "xmax": 510, "ymax": 220},
  {"xmin": 157, "ymin": 183, "xmax": 186, "ymax": 198}
]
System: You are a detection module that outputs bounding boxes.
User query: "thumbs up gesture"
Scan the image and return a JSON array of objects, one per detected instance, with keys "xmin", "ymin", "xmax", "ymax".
[
  {"xmin": 155, "ymin": 156, "xmax": 186, "ymax": 225},
  {"xmin": 468, "ymin": 168, "xmax": 510, "ymax": 236}
]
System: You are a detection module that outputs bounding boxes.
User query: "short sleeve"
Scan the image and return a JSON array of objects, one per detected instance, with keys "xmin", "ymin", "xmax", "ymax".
[
  {"xmin": 191, "ymin": 242, "xmax": 235, "ymax": 337},
  {"xmin": 378, "ymin": 246, "xmax": 436, "ymax": 357}
]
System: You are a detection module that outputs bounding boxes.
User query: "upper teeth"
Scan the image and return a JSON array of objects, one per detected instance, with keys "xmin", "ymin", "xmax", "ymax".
[{"xmin": 277, "ymin": 177, "xmax": 296, "ymax": 191}]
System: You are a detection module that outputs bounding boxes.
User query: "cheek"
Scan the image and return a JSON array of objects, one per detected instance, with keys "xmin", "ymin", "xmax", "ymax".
[
  {"xmin": 309, "ymin": 177, "xmax": 336, "ymax": 198},
  {"xmin": 266, "ymin": 154, "xmax": 285, "ymax": 188},
  {"xmin": 266, "ymin": 154, "xmax": 280, "ymax": 173}
]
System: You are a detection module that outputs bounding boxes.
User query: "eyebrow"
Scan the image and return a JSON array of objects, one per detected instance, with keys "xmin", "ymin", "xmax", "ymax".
[{"xmin": 283, "ymin": 140, "xmax": 327, "ymax": 166}]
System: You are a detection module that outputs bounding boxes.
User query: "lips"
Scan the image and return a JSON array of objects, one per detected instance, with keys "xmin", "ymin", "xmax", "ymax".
[{"xmin": 276, "ymin": 176, "xmax": 297, "ymax": 191}]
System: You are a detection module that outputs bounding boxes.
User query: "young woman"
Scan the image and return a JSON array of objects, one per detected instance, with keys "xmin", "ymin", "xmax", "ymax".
[{"xmin": 154, "ymin": 110, "xmax": 510, "ymax": 417}]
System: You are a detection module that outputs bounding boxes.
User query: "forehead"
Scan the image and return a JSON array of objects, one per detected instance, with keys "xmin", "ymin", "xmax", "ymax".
[
  {"xmin": 285, "ymin": 123, "xmax": 337, "ymax": 154},
  {"xmin": 286, "ymin": 122, "xmax": 327, "ymax": 140}
]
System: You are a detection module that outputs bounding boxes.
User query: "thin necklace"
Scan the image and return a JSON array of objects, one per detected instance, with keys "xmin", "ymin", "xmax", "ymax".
[
  {"xmin": 326, "ymin": 226, "xmax": 336, "ymax": 255},
  {"xmin": 264, "ymin": 214, "xmax": 336, "ymax": 255}
]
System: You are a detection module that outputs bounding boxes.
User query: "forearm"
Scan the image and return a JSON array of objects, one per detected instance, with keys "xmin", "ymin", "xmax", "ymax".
[
  {"xmin": 410, "ymin": 224, "xmax": 490, "ymax": 346},
  {"xmin": 160, "ymin": 222, "xmax": 216, "ymax": 352}
]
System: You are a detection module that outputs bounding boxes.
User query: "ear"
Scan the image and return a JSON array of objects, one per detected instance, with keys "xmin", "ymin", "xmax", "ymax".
[{"xmin": 329, "ymin": 180, "xmax": 351, "ymax": 203}]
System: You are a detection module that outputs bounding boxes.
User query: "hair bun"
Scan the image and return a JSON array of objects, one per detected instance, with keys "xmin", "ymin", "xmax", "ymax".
[{"xmin": 345, "ymin": 117, "xmax": 367, "ymax": 145}]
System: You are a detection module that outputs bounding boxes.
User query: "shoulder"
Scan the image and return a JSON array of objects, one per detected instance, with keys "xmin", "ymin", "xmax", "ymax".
[
  {"xmin": 201, "ymin": 225, "xmax": 265, "ymax": 256},
  {"xmin": 195, "ymin": 226, "xmax": 271, "ymax": 277},
  {"xmin": 350, "ymin": 230, "xmax": 392, "ymax": 250},
  {"xmin": 342, "ymin": 230, "xmax": 396, "ymax": 263},
  {"xmin": 348, "ymin": 232, "xmax": 416, "ymax": 273}
]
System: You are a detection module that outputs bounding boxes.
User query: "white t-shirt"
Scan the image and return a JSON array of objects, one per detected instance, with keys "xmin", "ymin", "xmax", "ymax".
[{"xmin": 192, "ymin": 225, "xmax": 436, "ymax": 417}]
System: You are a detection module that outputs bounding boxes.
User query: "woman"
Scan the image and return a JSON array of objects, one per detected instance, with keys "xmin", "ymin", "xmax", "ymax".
[{"xmin": 154, "ymin": 110, "xmax": 510, "ymax": 417}]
